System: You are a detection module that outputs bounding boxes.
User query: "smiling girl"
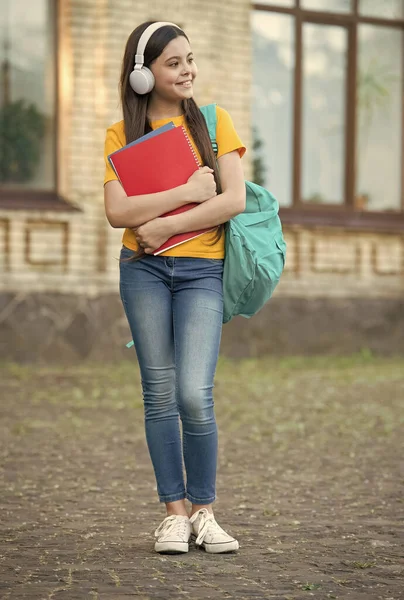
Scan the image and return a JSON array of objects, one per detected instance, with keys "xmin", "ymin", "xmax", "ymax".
[{"xmin": 103, "ymin": 21, "xmax": 246, "ymax": 554}]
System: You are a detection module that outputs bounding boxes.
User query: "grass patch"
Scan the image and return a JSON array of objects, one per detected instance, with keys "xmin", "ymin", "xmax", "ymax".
[
  {"xmin": 301, "ymin": 582, "xmax": 321, "ymax": 590},
  {"xmin": 351, "ymin": 561, "xmax": 376, "ymax": 569}
]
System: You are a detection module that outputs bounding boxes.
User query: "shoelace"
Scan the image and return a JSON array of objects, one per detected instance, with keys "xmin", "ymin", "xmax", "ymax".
[
  {"xmin": 154, "ymin": 515, "xmax": 189, "ymax": 540},
  {"xmin": 191, "ymin": 509, "xmax": 221, "ymax": 545}
]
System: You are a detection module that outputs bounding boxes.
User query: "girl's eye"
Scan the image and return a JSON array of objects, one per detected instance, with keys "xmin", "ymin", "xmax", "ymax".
[{"xmin": 168, "ymin": 58, "xmax": 193, "ymax": 67}]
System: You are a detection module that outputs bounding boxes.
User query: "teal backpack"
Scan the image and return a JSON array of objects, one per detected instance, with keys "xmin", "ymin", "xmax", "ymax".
[{"xmin": 200, "ymin": 104, "xmax": 287, "ymax": 324}]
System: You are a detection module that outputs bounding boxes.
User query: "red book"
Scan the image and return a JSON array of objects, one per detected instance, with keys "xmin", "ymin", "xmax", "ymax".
[{"xmin": 108, "ymin": 125, "xmax": 214, "ymax": 255}]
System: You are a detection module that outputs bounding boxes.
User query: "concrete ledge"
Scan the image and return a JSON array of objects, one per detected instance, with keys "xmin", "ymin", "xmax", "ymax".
[
  {"xmin": 222, "ymin": 297, "xmax": 404, "ymax": 357},
  {"xmin": 0, "ymin": 293, "xmax": 403, "ymax": 362}
]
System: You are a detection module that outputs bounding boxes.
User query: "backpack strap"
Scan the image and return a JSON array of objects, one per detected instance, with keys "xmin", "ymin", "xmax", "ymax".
[{"xmin": 199, "ymin": 103, "xmax": 218, "ymax": 156}]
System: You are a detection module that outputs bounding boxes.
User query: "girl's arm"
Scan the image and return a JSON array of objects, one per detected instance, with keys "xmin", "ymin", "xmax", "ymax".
[
  {"xmin": 134, "ymin": 151, "xmax": 245, "ymax": 253},
  {"xmin": 104, "ymin": 167, "xmax": 216, "ymax": 228},
  {"xmin": 167, "ymin": 151, "xmax": 246, "ymax": 231},
  {"xmin": 104, "ymin": 180, "xmax": 189, "ymax": 228}
]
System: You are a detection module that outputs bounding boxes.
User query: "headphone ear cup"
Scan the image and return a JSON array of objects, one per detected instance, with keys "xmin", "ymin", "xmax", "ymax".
[{"xmin": 129, "ymin": 66, "xmax": 155, "ymax": 95}]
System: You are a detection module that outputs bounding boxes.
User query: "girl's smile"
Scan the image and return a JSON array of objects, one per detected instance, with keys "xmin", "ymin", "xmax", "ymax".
[{"xmin": 176, "ymin": 80, "xmax": 192, "ymax": 88}]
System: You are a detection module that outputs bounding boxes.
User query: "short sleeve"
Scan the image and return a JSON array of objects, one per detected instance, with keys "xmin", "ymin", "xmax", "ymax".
[
  {"xmin": 215, "ymin": 106, "xmax": 246, "ymax": 160},
  {"xmin": 104, "ymin": 122, "xmax": 126, "ymax": 185}
]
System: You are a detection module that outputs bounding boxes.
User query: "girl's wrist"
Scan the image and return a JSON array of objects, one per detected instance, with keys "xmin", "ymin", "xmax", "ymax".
[
  {"xmin": 164, "ymin": 215, "xmax": 180, "ymax": 236},
  {"xmin": 177, "ymin": 182, "xmax": 192, "ymax": 205}
]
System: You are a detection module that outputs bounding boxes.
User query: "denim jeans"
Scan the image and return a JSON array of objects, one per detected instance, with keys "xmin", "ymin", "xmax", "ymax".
[{"xmin": 119, "ymin": 246, "xmax": 224, "ymax": 504}]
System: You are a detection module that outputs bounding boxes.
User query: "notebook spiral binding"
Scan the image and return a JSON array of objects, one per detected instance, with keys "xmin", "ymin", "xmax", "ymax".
[{"xmin": 181, "ymin": 126, "xmax": 200, "ymax": 167}]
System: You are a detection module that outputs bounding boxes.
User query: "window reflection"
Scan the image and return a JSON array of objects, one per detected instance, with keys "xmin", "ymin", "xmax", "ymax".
[
  {"xmin": 356, "ymin": 25, "xmax": 402, "ymax": 211},
  {"xmin": 301, "ymin": 0, "xmax": 352, "ymax": 12},
  {"xmin": 252, "ymin": 11, "xmax": 295, "ymax": 206},
  {"xmin": 359, "ymin": 0, "xmax": 404, "ymax": 19},
  {"xmin": 255, "ymin": 0, "xmax": 295, "ymax": 7},
  {"xmin": 302, "ymin": 24, "xmax": 347, "ymax": 205},
  {"xmin": 0, "ymin": 0, "xmax": 55, "ymax": 190}
]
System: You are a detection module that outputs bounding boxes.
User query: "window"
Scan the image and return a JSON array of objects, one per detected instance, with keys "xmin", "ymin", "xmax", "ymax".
[
  {"xmin": 0, "ymin": 0, "xmax": 56, "ymax": 193},
  {"xmin": 302, "ymin": 0, "xmax": 351, "ymax": 12},
  {"xmin": 252, "ymin": 1, "xmax": 404, "ymax": 228},
  {"xmin": 252, "ymin": 11, "xmax": 295, "ymax": 206},
  {"xmin": 357, "ymin": 24, "xmax": 402, "ymax": 211},
  {"xmin": 302, "ymin": 23, "xmax": 347, "ymax": 206},
  {"xmin": 359, "ymin": 0, "xmax": 404, "ymax": 19}
]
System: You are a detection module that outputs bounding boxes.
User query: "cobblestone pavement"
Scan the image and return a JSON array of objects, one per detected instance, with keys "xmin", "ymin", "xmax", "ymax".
[{"xmin": 1, "ymin": 357, "xmax": 403, "ymax": 600}]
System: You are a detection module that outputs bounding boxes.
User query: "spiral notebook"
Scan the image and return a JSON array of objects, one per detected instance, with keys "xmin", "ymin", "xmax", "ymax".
[{"xmin": 108, "ymin": 125, "xmax": 214, "ymax": 255}]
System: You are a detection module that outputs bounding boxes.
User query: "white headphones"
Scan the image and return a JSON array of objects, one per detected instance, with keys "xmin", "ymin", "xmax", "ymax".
[{"xmin": 129, "ymin": 22, "xmax": 183, "ymax": 95}]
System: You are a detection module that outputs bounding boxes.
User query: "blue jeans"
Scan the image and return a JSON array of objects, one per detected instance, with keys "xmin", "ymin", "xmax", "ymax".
[{"xmin": 119, "ymin": 246, "xmax": 224, "ymax": 504}]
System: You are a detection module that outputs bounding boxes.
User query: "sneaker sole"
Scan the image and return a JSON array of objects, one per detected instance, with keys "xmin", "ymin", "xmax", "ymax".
[
  {"xmin": 192, "ymin": 536, "xmax": 239, "ymax": 554},
  {"xmin": 155, "ymin": 541, "xmax": 189, "ymax": 554}
]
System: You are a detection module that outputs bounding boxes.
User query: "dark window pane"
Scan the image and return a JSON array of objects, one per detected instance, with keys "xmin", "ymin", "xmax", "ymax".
[
  {"xmin": 0, "ymin": 0, "xmax": 56, "ymax": 189},
  {"xmin": 356, "ymin": 25, "xmax": 403, "ymax": 211},
  {"xmin": 252, "ymin": 11, "xmax": 295, "ymax": 206},
  {"xmin": 302, "ymin": 24, "xmax": 347, "ymax": 205}
]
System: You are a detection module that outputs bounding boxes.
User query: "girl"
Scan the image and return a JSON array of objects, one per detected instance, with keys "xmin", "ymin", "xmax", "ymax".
[{"xmin": 103, "ymin": 21, "xmax": 246, "ymax": 554}]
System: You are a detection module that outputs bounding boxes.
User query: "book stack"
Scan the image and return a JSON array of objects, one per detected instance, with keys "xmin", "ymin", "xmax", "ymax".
[{"xmin": 108, "ymin": 123, "xmax": 212, "ymax": 255}]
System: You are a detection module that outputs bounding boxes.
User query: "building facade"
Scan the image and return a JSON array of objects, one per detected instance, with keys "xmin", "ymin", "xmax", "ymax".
[{"xmin": 0, "ymin": 0, "xmax": 403, "ymax": 361}]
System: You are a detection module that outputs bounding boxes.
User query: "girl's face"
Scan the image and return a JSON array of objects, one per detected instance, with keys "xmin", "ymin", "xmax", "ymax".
[{"xmin": 150, "ymin": 36, "xmax": 198, "ymax": 103}]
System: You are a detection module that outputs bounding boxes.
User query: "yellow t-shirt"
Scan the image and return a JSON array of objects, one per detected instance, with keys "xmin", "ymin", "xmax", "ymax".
[{"xmin": 103, "ymin": 105, "xmax": 246, "ymax": 258}]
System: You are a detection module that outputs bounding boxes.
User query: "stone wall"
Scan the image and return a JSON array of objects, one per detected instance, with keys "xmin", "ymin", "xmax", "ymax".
[
  {"xmin": 281, "ymin": 227, "xmax": 404, "ymax": 299},
  {"xmin": 1, "ymin": 292, "xmax": 403, "ymax": 363}
]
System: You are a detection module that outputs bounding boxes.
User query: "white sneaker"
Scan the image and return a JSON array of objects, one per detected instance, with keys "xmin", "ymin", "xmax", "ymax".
[
  {"xmin": 154, "ymin": 515, "xmax": 191, "ymax": 554},
  {"xmin": 190, "ymin": 508, "xmax": 239, "ymax": 553}
]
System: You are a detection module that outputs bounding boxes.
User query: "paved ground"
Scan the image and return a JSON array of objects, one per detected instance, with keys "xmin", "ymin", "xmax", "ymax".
[{"xmin": 0, "ymin": 355, "xmax": 403, "ymax": 600}]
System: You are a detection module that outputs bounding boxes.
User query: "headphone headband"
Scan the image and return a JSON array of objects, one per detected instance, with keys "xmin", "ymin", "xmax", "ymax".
[{"xmin": 134, "ymin": 22, "xmax": 183, "ymax": 67}]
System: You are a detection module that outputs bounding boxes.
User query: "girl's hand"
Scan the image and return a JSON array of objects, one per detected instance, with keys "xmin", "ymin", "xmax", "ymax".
[
  {"xmin": 133, "ymin": 217, "xmax": 174, "ymax": 254},
  {"xmin": 186, "ymin": 167, "xmax": 217, "ymax": 203}
]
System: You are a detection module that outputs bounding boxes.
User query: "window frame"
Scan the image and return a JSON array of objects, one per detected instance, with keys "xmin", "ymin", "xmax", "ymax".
[
  {"xmin": 253, "ymin": 0, "xmax": 404, "ymax": 231},
  {"xmin": 0, "ymin": 0, "xmax": 77, "ymax": 212}
]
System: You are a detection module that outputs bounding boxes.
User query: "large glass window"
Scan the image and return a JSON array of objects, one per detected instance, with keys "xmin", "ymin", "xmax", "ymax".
[
  {"xmin": 252, "ymin": 1, "xmax": 404, "ymax": 215},
  {"xmin": 0, "ymin": 0, "xmax": 56, "ymax": 191}
]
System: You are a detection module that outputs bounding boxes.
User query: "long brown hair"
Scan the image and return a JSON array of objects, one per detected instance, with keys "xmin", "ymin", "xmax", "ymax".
[{"xmin": 120, "ymin": 21, "xmax": 222, "ymax": 258}]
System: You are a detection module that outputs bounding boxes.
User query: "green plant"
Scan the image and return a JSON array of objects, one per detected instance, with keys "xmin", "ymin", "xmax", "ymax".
[
  {"xmin": 356, "ymin": 59, "xmax": 397, "ymax": 204},
  {"xmin": 0, "ymin": 99, "xmax": 45, "ymax": 183},
  {"xmin": 351, "ymin": 560, "xmax": 376, "ymax": 569},
  {"xmin": 301, "ymin": 582, "xmax": 321, "ymax": 590},
  {"xmin": 357, "ymin": 60, "xmax": 396, "ymax": 138},
  {"xmin": 305, "ymin": 192, "xmax": 325, "ymax": 204}
]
